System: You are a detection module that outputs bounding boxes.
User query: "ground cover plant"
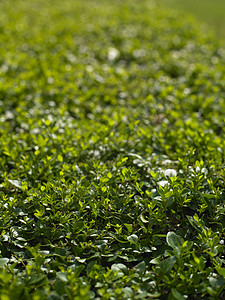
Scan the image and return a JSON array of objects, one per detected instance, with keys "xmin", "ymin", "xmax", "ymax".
[{"xmin": 0, "ymin": 0, "xmax": 225, "ymax": 298}]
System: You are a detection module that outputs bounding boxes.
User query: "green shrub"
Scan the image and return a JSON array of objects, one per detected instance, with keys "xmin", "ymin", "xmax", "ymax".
[{"xmin": 0, "ymin": 0, "xmax": 224, "ymax": 298}]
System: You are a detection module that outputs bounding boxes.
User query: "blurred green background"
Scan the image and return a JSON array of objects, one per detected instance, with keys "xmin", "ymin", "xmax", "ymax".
[{"xmin": 160, "ymin": 0, "xmax": 225, "ymax": 39}]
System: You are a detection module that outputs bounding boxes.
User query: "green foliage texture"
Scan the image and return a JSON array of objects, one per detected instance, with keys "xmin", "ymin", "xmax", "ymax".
[{"xmin": 0, "ymin": 0, "xmax": 225, "ymax": 299}]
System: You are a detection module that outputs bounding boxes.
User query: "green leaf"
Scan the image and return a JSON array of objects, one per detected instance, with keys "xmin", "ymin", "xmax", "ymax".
[
  {"xmin": 187, "ymin": 215, "xmax": 206, "ymax": 232},
  {"xmin": 45, "ymin": 119, "xmax": 51, "ymax": 126},
  {"xmin": 58, "ymin": 154, "xmax": 63, "ymax": 162},
  {"xmin": 217, "ymin": 268, "xmax": 225, "ymax": 278},
  {"xmin": 209, "ymin": 276, "xmax": 225, "ymax": 290},
  {"xmin": 0, "ymin": 258, "xmax": 9, "ymax": 267},
  {"xmin": 164, "ymin": 169, "xmax": 177, "ymax": 178},
  {"xmin": 127, "ymin": 234, "xmax": 138, "ymax": 244},
  {"xmin": 122, "ymin": 168, "xmax": 127, "ymax": 177},
  {"xmin": 134, "ymin": 261, "xmax": 146, "ymax": 275},
  {"xmin": 150, "ymin": 257, "xmax": 161, "ymax": 265},
  {"xmin": 166, "ymin": 232, "xmax": 182, "ymax": 257},
  {"xmin": 111, "ymin": 263, "xmax": 128, "ymax": 274},
  {"xmin": 150, "ymin": 170, "xmax": 157, "ymax": 179},
  {"xmin": 107, "ymin": 172, "xmax": 113, "ymax": 178},
  {"xmin": 140, "ymin": 213, "xmax": 148, "ymax": 223},
  {"xmin": 171, "ymin": 288, "xmax": 185, "ymax": 300},
  {"xmin": 123, "ymin": 287, "xmax": 133, "ymax": 297},
  {"xmin": 101, "ymin": 186, "xmax": 107, "ymax": 193},
  {"xmin": 124, "ymin": 223, "xmax": 133, "ymax": 233},
  {"xmin": 8, "ymin": 179, "xmax": 22, "ymax": 189},
  {"xmin": 159, "ymin": 256, "xmax": 176, "ymax": 275},
  {"xmin": 166, "ymin": 196, "xmax": 173, "ymax": 207},
  {"xmin": 56, "ymin": 272, "xmax": 68, "ymax": 282},
  {"xmin": 73, "ymin": 265, "xmax": 85, "ymax": 278}
]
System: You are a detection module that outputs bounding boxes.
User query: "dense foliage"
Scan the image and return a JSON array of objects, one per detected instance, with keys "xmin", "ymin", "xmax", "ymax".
[{"xmin": 0, "ymin": 0, "xmax": 225, "ymax": 298}]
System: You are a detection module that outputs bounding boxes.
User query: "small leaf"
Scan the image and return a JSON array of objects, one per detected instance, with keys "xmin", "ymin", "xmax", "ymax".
[
  {"xmin": 140, "ymin": 213, "xmax": 148, "ymax": 223},
  {"xmin": 164, "ymin": 169, "xmax": 177, "ymax": 178},
  {"xmin": 158, "ymin": 180, "xmax": 168, "ymax": 187},
  {"xmin": 166, "ymin": 196, "xmax": 173, "ymax": 207},
  {"xmin": 209, "ymin": 276, "xmax": 225, "ymax": 290},
  {"xmin": 134, "ymin": 261, "xmax": 146, "ymax": 275},
  {"xmin": 150, "ymin": 170, "xmax": 157, "ymax": 178},
  {"xmin": 122, "ymin": 168, "xmax": 127, "ymax": 177},
  {"xmin": 58, "ymin": 154, "xmax": 63, "ymax": 162},
  {"xmin": 124, "ymin": 223, "xmax": 133, "ymax": 233},
  {"xmin": 73, "ymin": 265, "xmax": 85, "ymax": 278},
  {"xmin": 57, "ymin": 272, "xmax": 68, "ymax": 283},
  {"xmin": 0, "ymin": 258, "xmax": 9, "ymax": 267},
  {"xmin": 107, "ymin": 172, "xmax": 112, "ymax": 178},
  {"xmin": 45, "ymin": 119, "xmax": 51, "ymax": 126},
  {"xmin": 111, "ymin": 263, "xmax": 128, "ymax": 274},
  {"xmin": 101, "ymin": 186, "xmax": 107, "ymax": 193},
  {"xmin": 217, "ymin": 268, "xmax": 225, "ymax": 278},
  {"xmin": 35, "ymin": 150, "xmax": 40, "ymax": 156},
  {"xmin": 150, "ymin": 257, "xmax": 161, "ymax": 265},
  {"xmin": 171, "ymin": 288, "xmax": 185, "ymax": 300},
  {"xmin": 127, "ymin": 234, "xmax": 138, "ymax": 244},
  {"xmin": 28, "ymin": 275, "xmax": 46, "ymax": 286},
  {"xmin": 166, "ymin": 232, "xmax": 182, "ymax": 251},
  {"xmin": 159, "ymin": 256, "xmax": 176, "ymax": 275},
  {"xmin": 8, "ymin": 179, "xmax": 22, "ymax": 189},
  {"xmin": 187, "ymin": 215, "xmax": 205, "ymax": 232},
  {"xmin": 123, "ymin": 287, "xmax": 133, "ymax": 297}
]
